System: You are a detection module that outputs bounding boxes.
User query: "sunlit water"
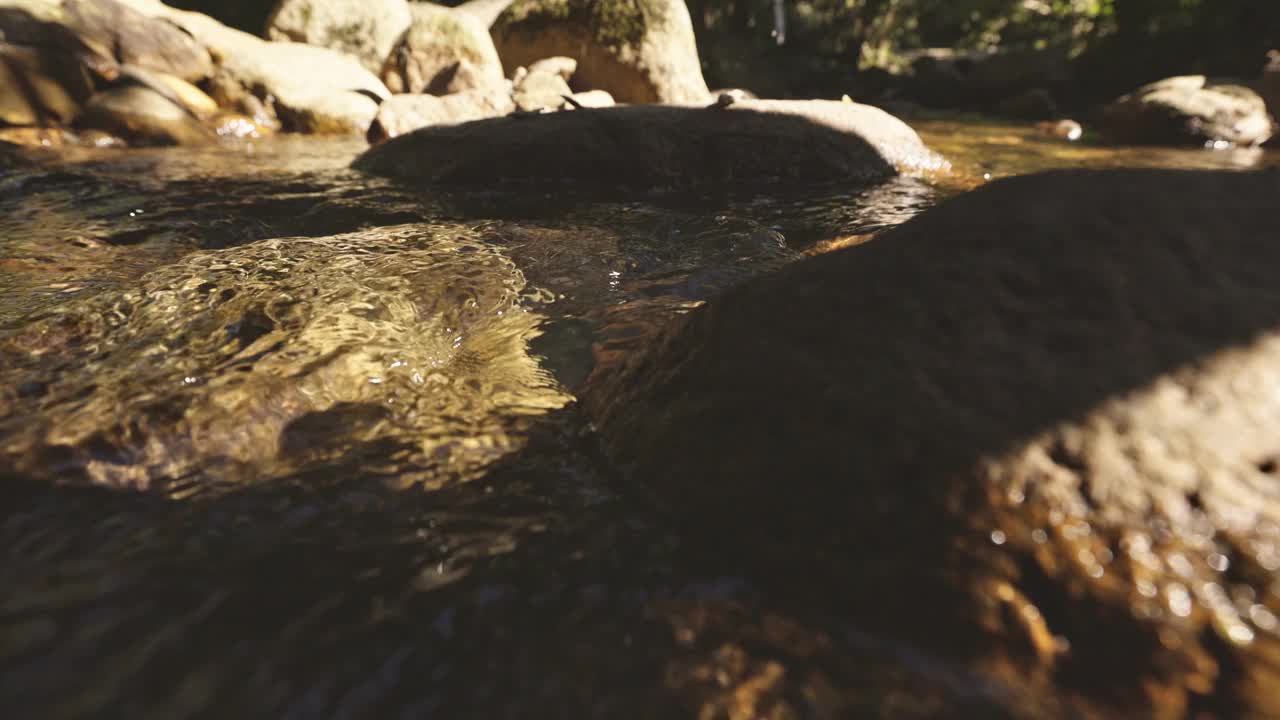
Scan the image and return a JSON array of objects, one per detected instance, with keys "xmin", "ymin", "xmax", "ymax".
[{"xmin": 1, "ymin": 126, "xmax": 1276, "ymax": 717}]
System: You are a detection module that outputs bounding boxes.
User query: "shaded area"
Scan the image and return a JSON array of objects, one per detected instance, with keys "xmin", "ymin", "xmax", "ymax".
[
  {"xmin": 353, "ymin": 100, "xmax": 943, "ymax": 189},
  {"xmin": 586, "ymin": 167, "xmax": 1280, "ymax": 716}
]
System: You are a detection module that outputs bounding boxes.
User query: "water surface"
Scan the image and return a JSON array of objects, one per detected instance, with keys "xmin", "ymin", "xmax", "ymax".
[{"xmin": 2, "ymin": 123, "xmax": 1276, "ymax": 717}]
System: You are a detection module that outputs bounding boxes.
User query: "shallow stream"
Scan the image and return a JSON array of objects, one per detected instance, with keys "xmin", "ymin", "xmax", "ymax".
[{"xmin": 1, "ymin": 121, "xmax": 1276, "ymax": 717}]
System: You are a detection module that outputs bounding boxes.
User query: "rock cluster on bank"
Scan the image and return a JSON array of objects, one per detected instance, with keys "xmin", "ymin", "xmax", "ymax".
[{"xmin": 0, "ymin": 0, "xmax": 723, "ymax": 148}]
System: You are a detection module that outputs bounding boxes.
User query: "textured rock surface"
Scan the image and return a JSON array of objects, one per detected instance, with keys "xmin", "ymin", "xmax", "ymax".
[
  {"xmin": 62, "ymin": 0, "xmax": 213, "ymax": 81},
  {"xmin": 120, "ymin": 0, "xmax": 389, "ymax": 134},
  {"xmin": 1100, "ymin": 76, "xmax": 1273, "ymax": 146},
  {"xmin": 380, "ymin": 2, "xmax": 503, "ymax": 95},
  {"xmin": 492, "ymin": 0, "xmax": 709, "ymax": 104},
  {"xmin": 265, "ymin": 0, "xmax": 412, "ymax": 75},
  {"xmin": 367, "ymin": 87, "xmax": 514, "ymax": 142},
  {"xmin": 0, "ymin": 0, "xmax": 212, "ymax": 82},
  {"xmin": 354, "ymin": 99, "xmax": 944, "ymax": 187},
  {"xmin": 585, "ymin": 168, "xmax": 1280, "ymax": 718},
  {"xmin": 512, "ymin": 63, "xmax": 572, "ymax": 111}
]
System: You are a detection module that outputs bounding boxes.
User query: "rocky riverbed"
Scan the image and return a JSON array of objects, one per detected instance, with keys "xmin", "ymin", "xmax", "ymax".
[{"xmin": 4, "ymin": 1, "xmax": 1280, "ymax": 718}]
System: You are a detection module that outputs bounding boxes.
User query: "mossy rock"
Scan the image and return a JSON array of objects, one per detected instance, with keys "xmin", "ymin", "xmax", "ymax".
[
  {"xmin": 495, "ymin": 0, "xmax": 658, "ymax": 50},
  {"xmin": 382, "ymin": 3, "xmax": 504, "ymax": 95},
  {"xmin": 493, "ymin": 0, "xmax": 708, "ymax": 104},
  {"xmin": 266, "ymin": 0, "xmax": 413, "ymax": 75}
]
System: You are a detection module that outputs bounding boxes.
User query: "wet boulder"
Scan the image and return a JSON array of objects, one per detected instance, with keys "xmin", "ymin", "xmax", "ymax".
[
  {"xmin": 265, "ymin": 0, "xmax": 412, "ymax": 75},
  {"xmin": 120, "ymin": 0, "xmax": 389, "ymax": 134},
  {"xmin": 136, "ymin": 66, "xmax": 218, "ymax": 117},
  {"xmin": 380, "ymin": 2, "xmax": 504, "ymax": 95},
  {"xmin": 367, "ymin": 86, "xmax": 513, "ymax": 142},
  {"xmin": 492, "ymin": 0, "xmax": 710, "ymax": 105},
  {"xmin": 584, "ymin": 168, "xmax": 1280, "ymax": 717},
  {"xmin": 78, "ymin": 82, "xmax": 210, "ymax": 145},
  {"xmin": 353, "ymin": 99, "xmax": 945, "ymax": 188},
  {"xmin": 1100, "ymin": 76, "xmax": 1273, "ymax": 147}
]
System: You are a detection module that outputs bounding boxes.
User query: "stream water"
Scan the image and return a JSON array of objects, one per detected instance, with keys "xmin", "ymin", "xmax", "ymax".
[{"xmin": 1, "ymin": 122, "xmax": 1277, "ymax": 718}]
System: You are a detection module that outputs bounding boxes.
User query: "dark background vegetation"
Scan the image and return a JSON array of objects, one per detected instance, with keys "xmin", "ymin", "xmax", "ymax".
[{"xmin": 176, "ymin": 0, "xmax": 1280, "ymax": 110}]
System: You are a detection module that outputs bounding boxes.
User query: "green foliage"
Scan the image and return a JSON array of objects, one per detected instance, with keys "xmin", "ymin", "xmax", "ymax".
[
  {"xmin": 495, "ymin": 0, "xmax": 664, "ymax": 50},
  {"xmin": 689, "ymin": 0, "xmax": 1277, "ymax": 100}
]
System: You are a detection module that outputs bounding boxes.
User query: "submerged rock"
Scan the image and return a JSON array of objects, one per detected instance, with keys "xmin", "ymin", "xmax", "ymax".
[
  {"xmin": 120, "ymin": 0, "xmax": 389, "ymax": 134},
  {"xmin": 367, "ymin": 86, "xmax": 513, "ymax": 142},
  {"xmin": 585, "ymin": 168, "xmax": 1280, "ymax": 717},
  {"xmin": 380, "ymin": 2, "xmax": 504, "ymax": 95},
  {"xmin": 353, "ymin": 99, "xmax": 945, "ymax": 187},
  {"xmin": 1100, "ymin": 76, "xmax": 1273, "ymax": 147},
  {"xmin": 265, "ymin": 0, "xmax": 412, "ymax": 75},
  {"xmin": 492, "ymin": 0, "xmax": 709, "ymax": 105},
  {"xmin": 0, "ymin": 225, "xmax": 569, "ymax": 490}
]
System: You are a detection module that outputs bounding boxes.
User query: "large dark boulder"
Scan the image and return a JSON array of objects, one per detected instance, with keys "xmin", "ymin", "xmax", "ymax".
[
  {"xmin": 585, "ymin": 168, "xmax": 1280, "ymax": 718},
  {"xmin": 353, "ymin": 99, "xmax": 945, "ymax": 188}
]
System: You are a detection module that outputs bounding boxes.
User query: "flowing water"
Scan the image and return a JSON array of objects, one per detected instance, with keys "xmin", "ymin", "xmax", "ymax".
[{"xmin": 1, "ymin": 123, "xmax": 1277, "ymax": 718}]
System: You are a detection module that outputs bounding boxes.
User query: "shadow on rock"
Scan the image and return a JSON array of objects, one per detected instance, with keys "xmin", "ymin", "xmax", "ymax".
[
  {"xmin": 352, "ymin": 100, "xmax": 948, "ymax": 190},
  {"xmin": 585, "ymin": 167, "xmax": 1280, "ymax": 718}
]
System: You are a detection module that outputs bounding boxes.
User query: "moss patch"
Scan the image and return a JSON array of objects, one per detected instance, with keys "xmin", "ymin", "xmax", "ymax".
[
  {"xmin": 495, "ymin": 0, "xmax": 668, "ymax": 50},
  {"xmin": 408, "ymin": 6, "xmax": 494, "ymax": 66}
]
